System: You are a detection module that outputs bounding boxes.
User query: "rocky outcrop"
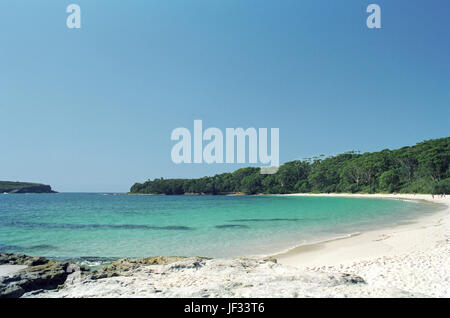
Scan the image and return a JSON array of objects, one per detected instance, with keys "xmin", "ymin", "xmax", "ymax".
[
  {"xmin": 23, "ymin": 257, "xmax": 367, "ymax": 298},
  {"xmin": 0, "ymin": 253, "xmax": 49, "ymax": 266},
  {"xmin": 0, "ymin": 253, "xmax": 189, "ymax": 297},
  {"xmin": 0, "ymin": 253, "xmax": 86, "ymax": 298},
  {"xmin": 2, "ymin": 253, "xmax": 368, "ymax": 298},
  {"xmin": 88, "ymin": 256, "xmax": 187, "ymax": 280}
]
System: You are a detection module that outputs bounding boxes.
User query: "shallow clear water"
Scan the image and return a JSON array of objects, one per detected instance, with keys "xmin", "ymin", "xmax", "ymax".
[{"xmin": 0, "ymin": 193, "xmax": 438, "ymax": 261}]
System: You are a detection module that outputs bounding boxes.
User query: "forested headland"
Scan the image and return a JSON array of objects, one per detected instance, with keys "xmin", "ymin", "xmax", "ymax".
[
  {"xmin": 0, "ymin": 181, "xmax": 56, "ymax": 193},
  {"xmin": 130, "ymin": 137, "xmax": 450, "ymax": 195}
]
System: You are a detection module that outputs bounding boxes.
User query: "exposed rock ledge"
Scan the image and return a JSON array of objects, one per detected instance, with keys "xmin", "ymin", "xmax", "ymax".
[
  {"xmin": 0, "ymin": 253, "xmax": 195, "ymax": 298},
  {"xmin": 0, "ymin": 253, "xmax": 85, "ymax": 298},
  {"xmin": 0, "ymin": 253, "xmax": 366, "ymax": 298}
]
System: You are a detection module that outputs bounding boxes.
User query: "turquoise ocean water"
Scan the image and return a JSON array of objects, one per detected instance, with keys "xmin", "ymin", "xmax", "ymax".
[{"xmin": 0, "ymin": 193, "xmax": 438, "ymax": 262}]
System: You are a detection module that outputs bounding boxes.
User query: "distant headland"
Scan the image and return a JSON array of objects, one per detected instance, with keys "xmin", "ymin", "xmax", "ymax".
[{"xmin": 0, "ymin": 181, "xmax": 57, "ymax": 194}]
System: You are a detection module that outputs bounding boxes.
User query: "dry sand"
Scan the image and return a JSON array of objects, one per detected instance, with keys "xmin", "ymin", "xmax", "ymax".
[{"xmin": 275, "ymin": 193, "xmax": 450, "ymax": 297}]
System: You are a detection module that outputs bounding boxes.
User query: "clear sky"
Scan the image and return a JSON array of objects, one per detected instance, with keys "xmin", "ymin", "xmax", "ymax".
[{"xmin": 1, "ymin": 0, "xmax": 449, "ymax": 192}]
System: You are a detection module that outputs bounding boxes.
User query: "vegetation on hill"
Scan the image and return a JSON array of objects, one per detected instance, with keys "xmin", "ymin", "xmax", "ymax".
[
  {"xmin": 0, "ymin": 181, "xmax": 41, "ymax": 190},
  {"xmin": 130, "ymin": 137, "xmax": 450, "ymax": 195},
  {"xmin": 0, "ymin": 181, "xmax": 56, "ymax": 193}
]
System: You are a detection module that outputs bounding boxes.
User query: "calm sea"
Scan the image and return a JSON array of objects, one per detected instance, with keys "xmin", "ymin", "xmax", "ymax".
[{"xmin": 0, "ymin": 193, "xmax": 438, "ymax": 263}]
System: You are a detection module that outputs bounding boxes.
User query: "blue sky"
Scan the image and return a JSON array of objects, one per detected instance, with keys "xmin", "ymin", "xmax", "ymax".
[{"xmin": 1, "ymin": 0, "xmax": 449, "ymax": 192}]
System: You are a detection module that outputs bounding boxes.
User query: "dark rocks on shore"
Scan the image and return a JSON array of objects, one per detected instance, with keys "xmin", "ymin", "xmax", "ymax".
[
  {"xmin": 0, "ymin": 253, "xmax": 193, "ymax": 297},
  {"xmin": 0, "ymin": 253, "xmax": 87, "ymax": 298},
  {"xmin": 1, "ymin": 262, "xmax": 69, "ymax": 298},
  {"xmin": 1, "ymin": 252, "xmax": 367, "ymax": 297},
  {"xmin": 0, "ymin": 253, "xmax": 49, "ymax": 266}
]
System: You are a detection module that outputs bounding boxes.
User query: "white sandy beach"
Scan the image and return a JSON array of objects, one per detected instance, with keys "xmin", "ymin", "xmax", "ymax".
[
  {"xmin": 20, "ymin": 193, "xmax": 449, "ymax": 298},
  {"xmin": 276, "ymin": 193, "xmax": 450, "ymax": 297},
  {"xmin": 277, "ymin": 193, "xmax": 448, "ymax": 266}
]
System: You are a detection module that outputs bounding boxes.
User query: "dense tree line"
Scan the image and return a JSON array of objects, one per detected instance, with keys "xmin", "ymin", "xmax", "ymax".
[{"xmin": 130, "ymin": 137, "xmax": 450, "ymax": 195}]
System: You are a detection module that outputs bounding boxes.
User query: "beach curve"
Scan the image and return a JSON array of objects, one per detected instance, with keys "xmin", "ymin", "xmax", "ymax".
[
  {"xmin": 275, "ymin": 193, "xmax": 450, "ymax": 297},
  {"xmin": 5, "ymin": 193, "xmax": 449, "ymax": 298}
]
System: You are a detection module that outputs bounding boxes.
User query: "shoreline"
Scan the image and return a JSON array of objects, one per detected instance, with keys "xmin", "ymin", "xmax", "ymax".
[
  {"xmin": 1, "ymin": 193, "xmax": 449, "ymax": 297},
  {"xmin": 275, "ymin": 193, "xmax": 449, "ymax": 268},
  {"xmin": 266, "ymin": 193, "xmax": 450, "ymax": 297}
]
